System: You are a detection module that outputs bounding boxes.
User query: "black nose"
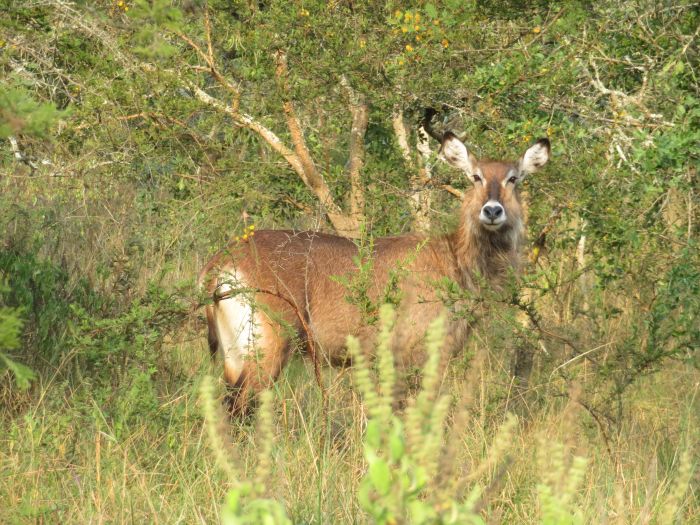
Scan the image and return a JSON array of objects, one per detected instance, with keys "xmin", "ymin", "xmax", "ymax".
[{"xmin": 482, "ymin": 205, "xmax": 503, "ymax": 220}]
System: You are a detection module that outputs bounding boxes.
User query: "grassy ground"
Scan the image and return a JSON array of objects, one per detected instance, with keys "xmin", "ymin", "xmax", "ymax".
[
  {"xmin": 0, "ymin": 171, "xmax": 697, "ymax": 524},
  {"xmin": 2, "ymin": 330, "xmax": 697, "ymax": 524}
]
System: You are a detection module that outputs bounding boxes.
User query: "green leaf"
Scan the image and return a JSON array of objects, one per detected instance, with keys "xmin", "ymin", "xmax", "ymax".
[
  {"xmin": 389, "ymin": 425, "xmax": 405, "ymax": 461},
  {"xmin": 366, "ymin": 419, "xmax": 382, "ymax": 449},
  {"xmin": 369, "ymin": 458, "xmax": 392, "ymax": 495},
  {"xmin": 0, "ymin": 353, "xmax": 35, "ymax": 389}
]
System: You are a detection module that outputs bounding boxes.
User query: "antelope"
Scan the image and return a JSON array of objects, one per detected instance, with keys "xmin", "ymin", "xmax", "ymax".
[{"xmin": 198, "ymin": 132, "xmax": 551, "ymax": 415}]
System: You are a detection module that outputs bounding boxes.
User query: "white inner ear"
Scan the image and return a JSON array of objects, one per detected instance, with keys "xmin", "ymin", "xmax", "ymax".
[
  {"xmin": 441, "ymin": 136, "xmax": 477, "ymax": 177},
  {"xmin": 519, "ymin": 141, "xmax": 550, "ymax": 175}
]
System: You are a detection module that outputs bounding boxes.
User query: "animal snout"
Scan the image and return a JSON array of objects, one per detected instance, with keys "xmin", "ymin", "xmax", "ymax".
[
  {"xmin": 479, "ymin": 201, "xmax": 507, "ymax": 229},
  {"xmin": 482, "ymin": 204, "xmax": 503, "ymax": 221}
]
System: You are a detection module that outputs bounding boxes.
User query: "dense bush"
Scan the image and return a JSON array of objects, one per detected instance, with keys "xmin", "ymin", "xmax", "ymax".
[{"xmin": 0, "ymin": 0, "xmax": 697, "ymax": 523}]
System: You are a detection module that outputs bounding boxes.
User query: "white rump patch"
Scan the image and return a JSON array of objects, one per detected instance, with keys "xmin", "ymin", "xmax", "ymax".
[{"xmin": 213, "ymin": 271, "xmax": 258, "ymax": 384}]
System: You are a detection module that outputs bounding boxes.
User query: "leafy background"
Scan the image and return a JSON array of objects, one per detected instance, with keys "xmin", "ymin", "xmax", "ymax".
[{"xmin": 0, "ymin": 0, "xmax": 697, "ymax": 523}]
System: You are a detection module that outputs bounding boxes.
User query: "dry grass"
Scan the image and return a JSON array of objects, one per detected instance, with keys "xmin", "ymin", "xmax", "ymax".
[
  {"xmin": 2, "ymin": 332, "xmax": 697, "ymax": 523},
  {"xmin": 1, "ymin": 173, "xmax": 697, "ymax": 523}
]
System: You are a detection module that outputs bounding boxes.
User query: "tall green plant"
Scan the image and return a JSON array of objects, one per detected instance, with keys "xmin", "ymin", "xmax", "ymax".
[
  {"xmin": 200, "ymin": 376, "xmax": 291, "ymax": 525},
  {"xmin": 0, "ymin": 284, "xmax": 34, "ymax": 389},
  {"xmin": 347, "ymin": 304, "xmax": 486, "ymax": 524}
]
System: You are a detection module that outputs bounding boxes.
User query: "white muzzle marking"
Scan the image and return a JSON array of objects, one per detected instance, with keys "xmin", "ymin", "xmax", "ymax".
[{"xmin": 479, "ymin": 199, "xmax": 507, "ymax": 230}]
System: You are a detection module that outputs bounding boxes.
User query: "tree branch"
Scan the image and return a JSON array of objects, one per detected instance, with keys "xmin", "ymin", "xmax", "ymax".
[
  {"xmin": 274, "ymin": 52, "xmax": 322, "ymax": 188},
  {"xmin": 191, "ymin": 86, "xmax": 306, "ymax": 180},
  {"xmin": 392, "ymin": 110, "xmax": 433, "ymax": 231},
  {"xmin": 341, "ymin": 76, "xmax": 369, "ymax": 222},
  {"xmin": 392, "ymin": 110, "xmax": 414, "ymax": 167},
  {"xmin": 273, "ymin": 51, "xmax": 359, "ymax": 236}
]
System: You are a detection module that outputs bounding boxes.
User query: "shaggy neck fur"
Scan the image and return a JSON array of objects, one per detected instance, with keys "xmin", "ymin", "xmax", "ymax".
[{"xmin": 448, "ymin": 205, "xmax": 525, "ymax": 286}]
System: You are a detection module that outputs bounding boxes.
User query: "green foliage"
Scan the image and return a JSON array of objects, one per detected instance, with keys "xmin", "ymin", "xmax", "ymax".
[
  {"xmin": 0, "ymin": 81, "xmax": 65, "ymax": 139},
  {"xmin": 333, "ymin": 234, "xmax": 425, "ymax": 325},
  {"xmin": 0, "ymin": 248, "xmax": 98, "ymax": 362},
  {"xmin": 0, "ymin": 0, "xmax": 698, "ymax": 522},
  {"xmin": 348, "ymin": 305, "xmax": 485, "ymax": 524},
  {"xmin": 129, "ymin": 0, "xmax": 183, "ymax": 58},
  {"xmin": 0, "ymin": 284, "xmax": 35, "ymax": 389}
]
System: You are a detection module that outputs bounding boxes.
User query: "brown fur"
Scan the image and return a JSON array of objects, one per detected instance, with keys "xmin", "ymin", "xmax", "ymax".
[{"xmin": 198, "ymin": 136, "xmax": 549, "ymax": 415}]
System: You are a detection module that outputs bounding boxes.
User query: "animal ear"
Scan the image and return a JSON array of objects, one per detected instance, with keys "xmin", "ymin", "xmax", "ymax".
[
  {"xmin": 519, "ymin": 138, "xmax": 551, "ymax": 175},
  {"xmin": 440, "ymin": 132, "xmax": 479, "ymax": 179}
]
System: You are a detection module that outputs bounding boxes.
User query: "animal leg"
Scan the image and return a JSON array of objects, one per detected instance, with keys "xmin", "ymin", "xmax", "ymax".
[{"xmin": 225, "ymin": 312, "xmax": 289, "ymax": 417}]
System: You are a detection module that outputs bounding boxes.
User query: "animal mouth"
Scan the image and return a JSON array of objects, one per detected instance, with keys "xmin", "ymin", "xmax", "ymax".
[{"xmin": 481, "ymin": 221, "xmax": 505, "ymax": 231}]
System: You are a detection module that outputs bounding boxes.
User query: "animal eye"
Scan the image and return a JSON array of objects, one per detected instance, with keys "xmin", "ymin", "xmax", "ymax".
[
  {"xmin": 472, "ymin": 174, "xmax": 482, "ymax": 183},
  {"xmin": 508, "ymin": 176, "xmax": 518, "ymax": 184}
]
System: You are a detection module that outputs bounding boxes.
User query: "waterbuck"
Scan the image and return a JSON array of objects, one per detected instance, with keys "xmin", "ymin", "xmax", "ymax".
[{"xmin": 199, "ymin": 132, "xmax": 551, "ymax": 415}]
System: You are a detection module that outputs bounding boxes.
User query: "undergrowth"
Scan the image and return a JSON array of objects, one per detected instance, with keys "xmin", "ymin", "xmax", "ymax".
[{"xmin": 195, "ymin": 305, "xmax": 697, "ymax": 524}]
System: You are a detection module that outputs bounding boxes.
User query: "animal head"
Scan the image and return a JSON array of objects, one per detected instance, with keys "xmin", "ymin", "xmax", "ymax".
[{"xmin": 440, "ymin": 132, "xmax": 550, "ymax": 235}]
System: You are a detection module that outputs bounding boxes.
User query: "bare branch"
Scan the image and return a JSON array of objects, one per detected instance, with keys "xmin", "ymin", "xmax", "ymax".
[
  {"xmin": 204, "ymin": 4, "xmax": 214, "ymax": 64},
  {"xmin": 274, "ymin": 51, "xmax": 320, "ymax": 182},
  {"xmin": 412, "ymin": 124, "xmax": 434, "ymax": 230},
  {"xmin": 192, "ymin": 85, "xmax": 359, "ymax": 236},
  {"xmin": 273, "ymin": 51, "xmax": 360, "ymax": 236},
  {"xmin": 191, "ymin": 86, "xmax": 306, "ymax": 182},
  {"xmin": 175, "ymin": 30, "xmax": 241, "ymax": 104},
  {"xmin": 392, "ymin": 110, "xmax": 413, "ymax": 166},
  {"xmin": 440, "ymin": 184, "xmax": 465, "ymax": 199},
  {"xmin": 392, "ymin": 110, "xmax": 435, "ymax": 230},
  {"xmin": 341, "ymin": 76, "xmax": 369, "ymax": 221}
]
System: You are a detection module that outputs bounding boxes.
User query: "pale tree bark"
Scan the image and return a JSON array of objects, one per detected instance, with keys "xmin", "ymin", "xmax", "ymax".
[
  {"xmin": 415, "ymin": 124, "xmax": 433, "ymax": 230},
  {"xmin": 69, "ymin": 0, "xmax": 365, "ymax": 238},
  {"xmin": 341, "ymin": 76, "xmax": 369, "ymax": 223},
  {"xmin": 392, "ymin": 110, "xmax": 433, "ymax": 232},
  {"xmin": 273, "ymin": 51, "xmax": 361, "ymax": 237}
]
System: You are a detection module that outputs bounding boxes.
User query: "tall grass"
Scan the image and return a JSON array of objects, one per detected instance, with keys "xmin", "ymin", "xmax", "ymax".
[
  {"xmin": 1, "ymin": 176, "xmax": 697, "ymax": 524},
  {"xmin": 1, "ymin": 323, "xmax": 697, "ymax": 523}
]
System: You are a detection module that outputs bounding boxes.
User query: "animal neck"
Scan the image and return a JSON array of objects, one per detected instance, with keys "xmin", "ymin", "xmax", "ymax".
[{"xmin": 449, "ymin": 213, "xmax": 524, "ymax": 285}]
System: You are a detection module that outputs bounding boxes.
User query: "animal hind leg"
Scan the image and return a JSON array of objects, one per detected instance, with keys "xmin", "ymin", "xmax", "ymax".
[
  {"xmin": 205, "ymin": 305, "xmax": 219, "ymax": 359},
  {"xmin": 225, "ymin": 312, "xmax": 290, "ymax": 417}
]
